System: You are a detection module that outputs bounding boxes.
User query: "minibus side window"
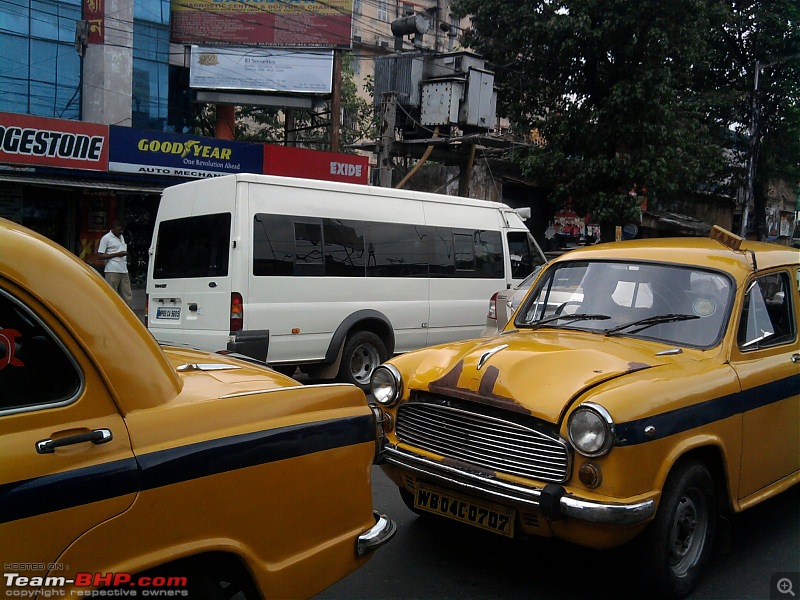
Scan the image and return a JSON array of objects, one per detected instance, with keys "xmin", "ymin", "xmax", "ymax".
[
  {"xmin": 454, "ymin": 233, "xmax": 475, "ymax": 271},
  {"xmin": 473, "ymin": 230, "xmax": 504, "ymax": 278},
  {"xmin": 324, "ymin": 219, "xmax": 365, "ymax": 277},
  {"xmin": 293, "ymin": 221, "xmax": 324, "ymax": 276},
  {"xmin": 253, "ymin": 214, "xmax": 294, "ymax": 276},
  {"xmin": 366, "ymin": 222, "xmax": 429, "ymax": 277}
]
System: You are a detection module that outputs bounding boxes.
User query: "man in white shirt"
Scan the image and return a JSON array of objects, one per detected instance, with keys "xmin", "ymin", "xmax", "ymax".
[{"xmin": 97, "ymin": 220, "xmax": 133, "ymax": 307}]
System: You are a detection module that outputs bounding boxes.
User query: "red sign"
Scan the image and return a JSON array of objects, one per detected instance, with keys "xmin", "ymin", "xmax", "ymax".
[
  {"xmin": 170, "ymin": 0, "xmax": 353, "ymax": 47},
  {"xmin": 83, "ymin": 0, "xmax": 105, "ymax": 44},
  {"xmin": 0, "ymin": 112, "xmax": 109, "ymax": 171},
  {"xmin": 263, "ymin": 145, "xmax": 368, "ymax": 184}
]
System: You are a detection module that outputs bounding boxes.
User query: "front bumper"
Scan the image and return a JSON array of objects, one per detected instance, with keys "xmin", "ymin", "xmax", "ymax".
[
  {"xmin": 356, "ymin": 511, "xmax": 397, "ymax": 557},
  {"xmin": 383, "ymin": 446, "xmax": 655, "ymax": 526}
]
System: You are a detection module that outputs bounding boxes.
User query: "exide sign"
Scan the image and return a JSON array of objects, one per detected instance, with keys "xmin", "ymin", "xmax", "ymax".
[
  {"xmin": 0, "ymin": 112, "xmax": 109, "ymax": 171},
  {"xmin": 264, "ymin": 145, "xmax": 368, "ymax": 185}
]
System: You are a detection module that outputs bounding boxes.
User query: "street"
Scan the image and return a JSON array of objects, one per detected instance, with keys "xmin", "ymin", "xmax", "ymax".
[{"xmin": 317, "ymin": 466, "xmax": 800, "ymax": 600}]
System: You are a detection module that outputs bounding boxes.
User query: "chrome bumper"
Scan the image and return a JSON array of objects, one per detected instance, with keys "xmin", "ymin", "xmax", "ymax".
[
  {"xmin": 383, "ymin": 446, "xmax": 655, "ymax": 526},
  {"xmin": 356, "ymin": 512, "xmax": 397, "ymax": 557}
]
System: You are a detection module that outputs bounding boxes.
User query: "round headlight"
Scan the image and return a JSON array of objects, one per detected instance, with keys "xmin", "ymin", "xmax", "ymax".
[
  {"xmin": 568, "ymin": 403, "xmax": 614, "ymax": 457},
  {"xmin": 370, "ymin": 364, "xmax": 402, "ymax": 407}
]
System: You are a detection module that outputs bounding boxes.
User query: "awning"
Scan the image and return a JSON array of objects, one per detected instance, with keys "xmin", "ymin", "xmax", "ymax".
[{"xmin": 0, "ymin": 173, "xmax": 167, "ymax": 194}]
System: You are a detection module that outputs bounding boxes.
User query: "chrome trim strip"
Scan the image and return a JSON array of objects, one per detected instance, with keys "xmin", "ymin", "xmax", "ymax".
[
  {"xmin": 356, "ymin": 512, "xmax": 397, "ymax": 556},
  {"xmin": 384, "ymin": 446, "xmax": 655, "ymax": 525},
  {"xmin": 176, "ymin": 363, "xmax": 241, "ymax": 372},
  {"xmin": 477, "ymin": 344, "xmax": 509, "ymax": 370},
  {"xmin": 219, "ymin": 383, "xmax": 355, "ymax": 399}
]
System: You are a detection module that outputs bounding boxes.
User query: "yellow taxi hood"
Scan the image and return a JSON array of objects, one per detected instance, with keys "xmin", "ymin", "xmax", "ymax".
[{"xmin": 406, "ymin": 331, "xmax": 671, "ymax": 423}]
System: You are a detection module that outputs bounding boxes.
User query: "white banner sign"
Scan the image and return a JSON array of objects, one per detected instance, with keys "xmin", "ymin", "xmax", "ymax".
[{"xmin": 190, "ymin": 46, "xmax": 333, "ymax": 94}]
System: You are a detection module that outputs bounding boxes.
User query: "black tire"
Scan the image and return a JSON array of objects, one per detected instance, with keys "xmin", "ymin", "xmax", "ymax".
[
  {"xmin": 639, "ymin": 459, "xmax": 717, "ymax": 600},
  {"xmin": 337, "ymin": 330, "xmax": 388, "ymax": 391}
]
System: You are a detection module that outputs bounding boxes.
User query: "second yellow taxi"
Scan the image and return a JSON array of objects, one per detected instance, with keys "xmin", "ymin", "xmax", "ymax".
[{"xmin": 370, "ymin": 227, "xmax": 798, "ymax": 600}]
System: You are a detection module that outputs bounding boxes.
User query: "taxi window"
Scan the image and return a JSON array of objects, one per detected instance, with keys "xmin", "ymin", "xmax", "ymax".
[
  {"xmin": 0, "ymin": 291, "xmax": 81, "ymax": 414},
  {"xmin": 738, "ymin": 271, "xmax": 796, "ymax": 350}
]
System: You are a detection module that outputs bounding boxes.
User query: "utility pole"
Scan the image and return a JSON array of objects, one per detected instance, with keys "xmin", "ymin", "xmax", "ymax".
[
  {"xmin": 330, "ymin": 49, "xmax": 342, "ymax": 152},
  {"xmin": 740, "ymin": 53, "xmax": 800, "ymax": 238},
  {"xmin": 377, "ymin": 92, "xmax": 398, "ymax": 187}
]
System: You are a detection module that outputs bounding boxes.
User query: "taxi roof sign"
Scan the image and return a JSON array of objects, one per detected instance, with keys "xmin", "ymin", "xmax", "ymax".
[{"xmin": 710, "ymin": 225, "xmax": 743, "ymax": 251}]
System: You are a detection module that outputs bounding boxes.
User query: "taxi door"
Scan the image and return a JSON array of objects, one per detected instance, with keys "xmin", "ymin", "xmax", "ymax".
[
  {"xmin": 730, "ymin": 269, "xmax": 800, "ymax": 501},
  {"xmin": 0, "ymin": 284, "xmax": 138, "ymax": 586}
]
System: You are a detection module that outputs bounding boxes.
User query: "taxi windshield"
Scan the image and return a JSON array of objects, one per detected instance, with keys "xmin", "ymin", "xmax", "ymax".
[{"xmin": 515, "ymin": 260, "xmax": 732, "ymax": 348}]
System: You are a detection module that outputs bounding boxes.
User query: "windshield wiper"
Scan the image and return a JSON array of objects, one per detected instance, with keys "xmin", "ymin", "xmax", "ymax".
[
  {"xmin": 604, "ymin": 313, "xmax": 699, "ymax": 337},
  {"xmin": 527, "ymin": 313, "xmax": 611, "ymax": 330}
]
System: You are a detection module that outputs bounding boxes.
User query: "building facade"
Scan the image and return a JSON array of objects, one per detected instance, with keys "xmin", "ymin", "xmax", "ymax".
[{"xmin": 0, "ymin": 0, "xmax": 381, "ymax": 274}]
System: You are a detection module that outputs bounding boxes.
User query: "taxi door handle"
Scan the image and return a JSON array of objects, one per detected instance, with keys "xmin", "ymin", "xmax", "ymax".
[
  {"xmin": 791, "ymin": 354, "xmax": 800, "ymax": 364},
  {"xmin": 36, "ymin": 429, "xmax": 113, "ymax": 454}
]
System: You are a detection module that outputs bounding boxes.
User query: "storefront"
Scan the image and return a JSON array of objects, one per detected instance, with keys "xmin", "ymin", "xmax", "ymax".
[{"xmin": 0, "ymin": 111, "xmax": 370, "ymax": 280}]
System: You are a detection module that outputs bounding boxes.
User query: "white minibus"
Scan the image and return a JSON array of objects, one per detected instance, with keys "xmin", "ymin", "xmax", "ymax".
[{"xmin": 146, "ymin": 174, "xmax": 545, "ymax": 389}]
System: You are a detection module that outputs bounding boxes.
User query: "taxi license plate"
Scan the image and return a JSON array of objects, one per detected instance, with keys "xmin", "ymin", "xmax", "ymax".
[
  {"xmin": 414, "ymin": 484, "xmax": 515, "ymax": 538},
  {"xmin": 156, "ymin": 307, "xmax": 181, "ymax": 320}
]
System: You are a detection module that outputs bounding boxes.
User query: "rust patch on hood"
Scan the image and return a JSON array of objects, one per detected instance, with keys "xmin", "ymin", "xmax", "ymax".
[
  {"xmin": 627, "ymin": 362, "xmax": 652, "ymax": 372},
  {"xmin": 428, "ymin": 361, "xmax": 532, "ymax": 416}
]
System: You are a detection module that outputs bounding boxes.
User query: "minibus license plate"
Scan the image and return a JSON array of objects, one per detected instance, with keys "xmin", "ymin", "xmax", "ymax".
[
  {"xmin": 415, "ymin": 484, "xmax": 515, "ymax": 537},
  {"xmin": 156, "ymin": 307, "xmax": 181, "ymax": 320}
]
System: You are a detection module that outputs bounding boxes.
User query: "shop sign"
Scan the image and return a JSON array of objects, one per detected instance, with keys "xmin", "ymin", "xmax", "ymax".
[
  {"xmin": 0, "ymin": 112, "xmax": 109, "ymax": 171},
  {"xmin": 263, "ymin": 145, "xmax": 369, "ymax": 184},
  {"xmin": 171, "ymin": 0, "xmax": 353, "ymax": 48},
  {"xmin": 109, "ymin": 127, "xmax": 263, "ymax": 178},
  {"xmin": 190, "ymin": 46, "xmax": 333, "ymax": 93},
  {"xmin": 83, "ymin": 0, "xmax": 105, "ymax": 44}
]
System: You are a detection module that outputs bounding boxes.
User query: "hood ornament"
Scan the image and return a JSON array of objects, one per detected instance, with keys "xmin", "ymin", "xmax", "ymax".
[{"xmin": 477, "ymin": 344, "xmax": 509, "ymax": 370}]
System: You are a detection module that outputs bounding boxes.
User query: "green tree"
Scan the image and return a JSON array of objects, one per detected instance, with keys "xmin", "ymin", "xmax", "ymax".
[
  {"xmin": 713, "ymin": 0, "xmax": 800, "ymax": 237},
  {"xmin": 452, "ymin": 0, "xmax": 798, "ymax": 237}
]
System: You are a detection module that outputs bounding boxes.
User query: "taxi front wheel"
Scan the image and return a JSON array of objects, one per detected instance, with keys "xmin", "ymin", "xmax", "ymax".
[{"xmin": 639, "ymin": 459, "xmax": 717, "ymax": 600}]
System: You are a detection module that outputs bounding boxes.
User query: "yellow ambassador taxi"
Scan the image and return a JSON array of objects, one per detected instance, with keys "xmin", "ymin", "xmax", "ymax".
[
  {"xmin": 0, "ymin": 218, "xmax": 395, "ymax": 599},
  {"xmin": 369, "ymin": 226, "xmax": 799, "ymax": 600}
]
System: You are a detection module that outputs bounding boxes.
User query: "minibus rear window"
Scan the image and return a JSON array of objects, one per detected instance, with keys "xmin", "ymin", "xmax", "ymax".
[{"xmin": 153, "ymin": 213, "xmax": 232, "ymax": 279}]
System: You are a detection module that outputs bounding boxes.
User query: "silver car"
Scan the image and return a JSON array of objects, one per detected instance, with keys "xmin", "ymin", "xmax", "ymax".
[{"xmin": 482, "ymin": 269, "xmax": 540, "ymax": 335}]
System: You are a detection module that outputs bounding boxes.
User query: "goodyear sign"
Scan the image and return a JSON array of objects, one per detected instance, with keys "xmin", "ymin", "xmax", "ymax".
[{"xmin": 109, "ymin": 126, "xmax": 263, "ymax": 178}]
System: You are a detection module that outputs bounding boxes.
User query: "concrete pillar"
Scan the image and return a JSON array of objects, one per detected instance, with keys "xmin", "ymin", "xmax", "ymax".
[{"xmin": 81, "ymin": 0, "xmax": 133, "ymax": 126}]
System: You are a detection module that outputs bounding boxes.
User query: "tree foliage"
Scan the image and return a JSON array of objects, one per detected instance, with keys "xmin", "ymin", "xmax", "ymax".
[{"xmin": 451, "ymin": 0, "xmax": 799, "ymax": 231}]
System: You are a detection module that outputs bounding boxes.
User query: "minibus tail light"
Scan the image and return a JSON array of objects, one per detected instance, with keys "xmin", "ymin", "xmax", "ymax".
[{"xmin": 230, "ymin": 292, "xmax": 243, "ymax": 332}]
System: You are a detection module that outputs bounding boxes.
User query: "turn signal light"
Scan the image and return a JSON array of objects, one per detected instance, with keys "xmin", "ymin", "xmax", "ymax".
[{"xmin": 578, "ymin": 462, "xmax": 602, "ymax": 488}]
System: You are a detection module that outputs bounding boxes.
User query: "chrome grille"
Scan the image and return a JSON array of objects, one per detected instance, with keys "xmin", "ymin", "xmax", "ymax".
[{"xmin": 396, "ymin": 402, "xmax": 570, "ymax": 483}]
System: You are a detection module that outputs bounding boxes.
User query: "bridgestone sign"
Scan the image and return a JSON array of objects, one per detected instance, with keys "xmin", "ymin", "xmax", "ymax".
[{"xmin": 0, "ymin": 126, "xmax": 104, "ymax": 161}]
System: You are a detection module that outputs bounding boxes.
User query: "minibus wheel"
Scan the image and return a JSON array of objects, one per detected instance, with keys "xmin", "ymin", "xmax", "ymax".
[{"xmin": 339, "ymin": 331, "xmax": 388, "ymax": 391}]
